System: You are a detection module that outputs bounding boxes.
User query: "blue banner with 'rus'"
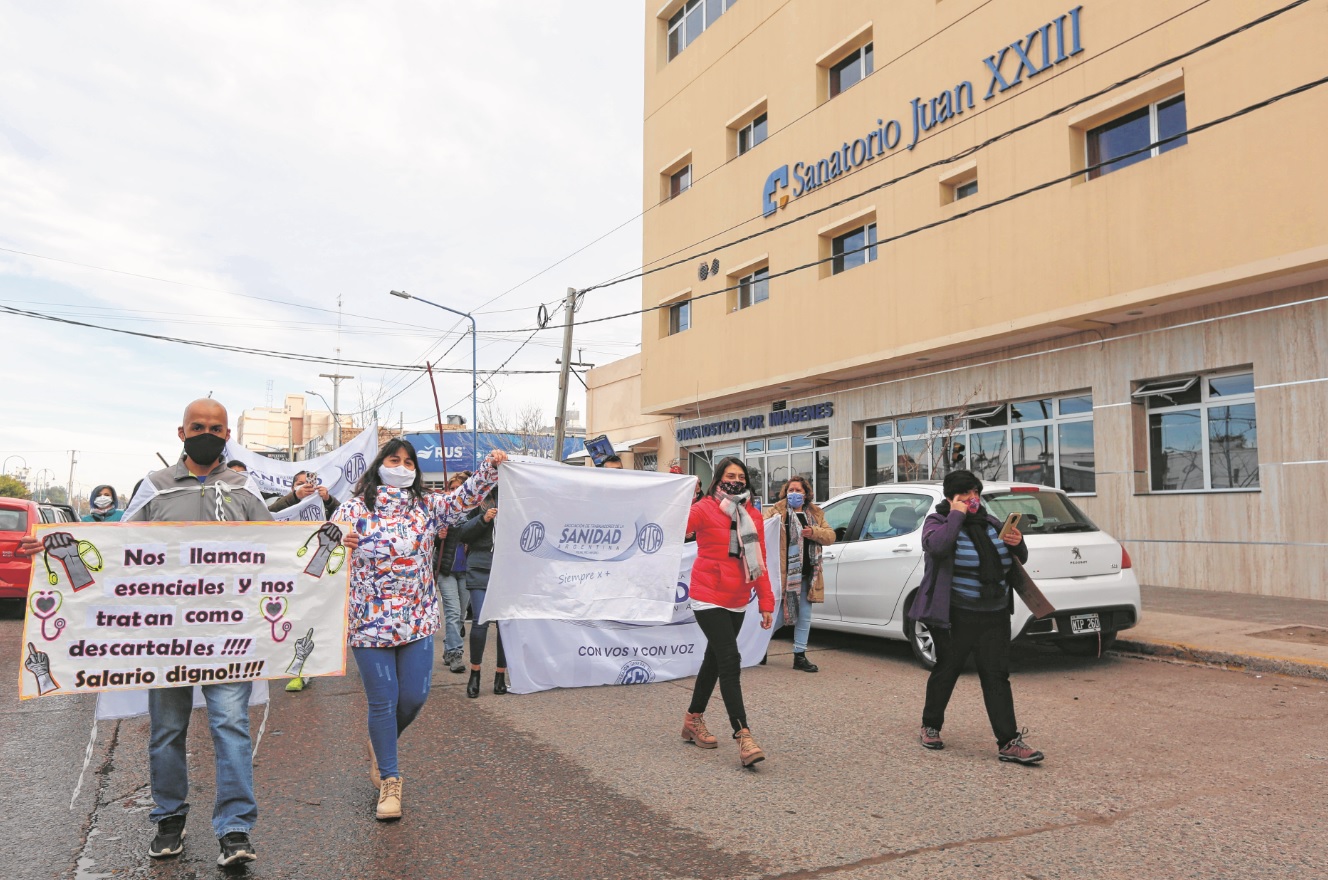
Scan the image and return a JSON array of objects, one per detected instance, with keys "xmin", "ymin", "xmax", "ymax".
[{"xmin": 404, "ymin": 432, "xmax": 585, "ymax": 473}]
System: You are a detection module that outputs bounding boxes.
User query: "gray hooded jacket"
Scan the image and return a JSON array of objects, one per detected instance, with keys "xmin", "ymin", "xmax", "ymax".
[{"xmin": 126, "ymin": 459, "xmax": 273, "ymax": 524}]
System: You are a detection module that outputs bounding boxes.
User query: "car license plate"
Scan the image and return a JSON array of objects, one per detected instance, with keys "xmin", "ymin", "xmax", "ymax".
[{"xmin": 1070, "ymin": 613, "xmax": 1101, "ymax": 634}]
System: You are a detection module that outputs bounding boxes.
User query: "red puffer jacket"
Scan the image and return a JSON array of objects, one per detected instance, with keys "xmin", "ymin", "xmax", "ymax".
[{"xmin": 686, "ymin": 497, "xmax": 774, "ymax": 612}]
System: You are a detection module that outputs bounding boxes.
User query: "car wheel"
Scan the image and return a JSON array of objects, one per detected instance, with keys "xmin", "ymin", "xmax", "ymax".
[
  {"xmin": 1056, "ymin": 632, "xmax": 1117, "ymax": 657},
  {"xmin": 902, "ymin": 596, "xmax": 937, "ymax": 669}
]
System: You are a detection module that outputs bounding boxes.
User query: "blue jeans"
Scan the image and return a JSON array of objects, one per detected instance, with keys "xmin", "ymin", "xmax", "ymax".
[
  {"xmin": 438, "ymin": 573, "xmax": 469, "ymax": 655},
  {"xmin": 148, "ymin": 683, "xmax": 256, "ymax": 838},
  {"xmin": 352, "ymin": 636, "xmax": 434, "ymax": 779},
  {"xmin": 793, "ymin": 575, "xmax": 814, "ymax": 653}
]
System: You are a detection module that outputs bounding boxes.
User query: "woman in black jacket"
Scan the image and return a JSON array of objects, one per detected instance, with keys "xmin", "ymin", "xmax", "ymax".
[{"xmin": 457, "ymin": 487, "xmax": 505, "ymax": 698}]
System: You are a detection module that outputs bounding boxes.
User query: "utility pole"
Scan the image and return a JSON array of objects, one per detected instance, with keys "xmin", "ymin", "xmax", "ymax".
[
  {"xmin": 67, "ymin": 450, "xmax": 77, "ymax": 512},
  {"xmin": 319, "ymin": 372, "xmax": 354, "ymax": 447},
  {"xmin": 552, "ymin": 287, "xmax": 578, "ymax": 463}
]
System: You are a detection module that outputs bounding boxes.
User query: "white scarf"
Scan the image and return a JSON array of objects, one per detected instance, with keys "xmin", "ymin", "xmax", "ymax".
[{"xmin": 716, "ymin": 490, "xmax": 764, "ymax": 582}]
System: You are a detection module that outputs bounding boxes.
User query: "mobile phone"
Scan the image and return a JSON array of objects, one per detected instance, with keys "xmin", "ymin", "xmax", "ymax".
[{"xmin": 998, "ymin": 512, "xmax": 1022, "ymax": 539}]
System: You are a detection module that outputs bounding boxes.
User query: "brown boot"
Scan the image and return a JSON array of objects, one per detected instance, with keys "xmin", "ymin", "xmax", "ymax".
[
  {"xmin": 681, "ymin": 712, "xmax": 719, "ymax": 749},
  {"xmin": 376, "ymin": 776, "xmax": 403, "ymax": 820},
  {"xmin": 367, "ymin": 738, "xmax": 381, "ymax": 790},
  {"xmin": 734, "ymin": 728, "xmax": 765, "ymax": 767}
]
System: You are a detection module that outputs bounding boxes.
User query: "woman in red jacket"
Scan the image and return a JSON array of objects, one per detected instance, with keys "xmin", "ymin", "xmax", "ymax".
[{"xmin": 681, "ymin": 457, "xmax": 774, "ymax": 767}]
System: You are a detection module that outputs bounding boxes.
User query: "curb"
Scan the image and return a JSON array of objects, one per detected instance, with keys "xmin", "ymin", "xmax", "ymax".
[{"xmin": 1113, "ymin": 637, "xmax": 1328, "ymax": 683}]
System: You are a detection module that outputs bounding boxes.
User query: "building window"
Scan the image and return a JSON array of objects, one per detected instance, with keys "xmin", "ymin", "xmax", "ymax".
[
  {"xmin": 737, "ymin": 113, "xmax": 767, "ymax": 156},
  {"xmin": 667, "ymin": 0, "xmax": 737, "ymax": 61},
  {"xmin": 1087, "ymin": 93, "xmax": 1187, "ymax": 180},
  {"xmin": 829, "ymin": 42, "xmax": 873, "ymax": 98},
  {"xmin": 738, "ymin": 267, "xmax": 769, "ymax": 309},
  {"xmin": 832, "ymin": 223, "xmax": 877, "ymax": 274},
  {"xmin": 1135, "ymin": 371, "xmax": 1258, "ymax": 491},
  {"xmin": 669, "ymin": 164, "xmax": 692, "ymax": 198},
  {"xmin": 954, "ymin": 180, "xmax": 978, "ymax": 200},
  {"xmin": 668, "ymin": 301, "xmax": 691, "ymax": 334},
  {"xmin": 741, "ymin": 433, "xmax": 830, "ymax": 505},
  {"xmin": 864, "ymin": 393, "xmax": 1096, "ymax": 493}
]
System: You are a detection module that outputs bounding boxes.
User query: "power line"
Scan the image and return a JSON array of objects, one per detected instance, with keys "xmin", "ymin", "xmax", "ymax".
[
  {"xmin": 562, "ymin": 74, "xmax": 1328, "ymax": 329},
  {"xmin": 0, "ymin": 303, "xmax": 566, "ymax": 375}
]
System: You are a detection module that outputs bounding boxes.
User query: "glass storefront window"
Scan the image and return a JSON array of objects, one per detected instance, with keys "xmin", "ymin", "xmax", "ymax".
[
  {"xmin": 1058, "ymin": 394, "xmax": 1093, "ymax": 416},
  {"xmin": 1010, "ymin": 399, "xmax": 1053, "ymax": 422},
  {"xmin": 1208, "ymin": 403, "xmax": 1258, "ymax": 489},
  {"xmin": 969, "ymin": 429, "xmax": 1008, "ymax": 481},
  {"xmin": 864, "ymin": 391, "xmax": 1095, "ymax": 493},
  {"xmin": 1149, "ymin": 410, "xmax": 1204, "ymax": 491},
  {"xmin": 1058, "ymin": 421, "xmax": 1096, "ymax": 493},
  {"xmin": 1011, "ymin": 426, "xmax": 1054, "ymax": 487}
]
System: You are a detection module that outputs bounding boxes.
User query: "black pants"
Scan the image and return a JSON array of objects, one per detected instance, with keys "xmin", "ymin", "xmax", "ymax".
[
  {"xmin": 467, "ymin": 587, "xmax": 506, "ymax": 668},
  {"xmin": 688, "ymin": 607, "xmax": 748, "ymax": 733},
  {"xmin": 922, "ymin": 606, "xmax": 1019, "ymax": 746}
]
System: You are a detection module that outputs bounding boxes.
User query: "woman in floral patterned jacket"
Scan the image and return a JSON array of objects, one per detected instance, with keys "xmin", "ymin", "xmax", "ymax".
[{"xmin": 333, "ymin": 439, "xmax": 505, "ymax": 821}]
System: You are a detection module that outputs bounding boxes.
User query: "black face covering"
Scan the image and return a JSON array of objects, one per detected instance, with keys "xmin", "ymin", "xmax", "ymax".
[{"xmin": 183, "ymin": 433, "xmax": 227, "ymax": 466}]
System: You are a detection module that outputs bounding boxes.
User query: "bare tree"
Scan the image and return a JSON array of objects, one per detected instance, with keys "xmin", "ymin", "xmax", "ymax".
[
  {"xmin": 350, "ymin": 378, "xmax": 397, "ymax": 429},
  {"xmin": 479, "ymin": 402, "xmax": 551, "ymax": 457}
]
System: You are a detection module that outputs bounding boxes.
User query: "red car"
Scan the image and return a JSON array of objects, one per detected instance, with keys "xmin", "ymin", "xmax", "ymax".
[{"xmin": 0, "ymin": 498, "xmax": 75, "ymax": 599}]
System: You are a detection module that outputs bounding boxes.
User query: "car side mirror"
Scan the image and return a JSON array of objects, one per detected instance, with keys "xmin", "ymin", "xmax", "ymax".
[
  {"xmin": 1023, "ymin": 514, "xmax": 1039, "ymax": 526},
  {"xmin": 835, "ymin": 526, "xmax": 848, "ymax": 541}
]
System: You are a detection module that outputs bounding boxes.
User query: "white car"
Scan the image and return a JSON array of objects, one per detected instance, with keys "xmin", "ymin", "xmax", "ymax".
[{"xmin": 808, "ymin": 481, "xmax": 1141, "ymax": 666}]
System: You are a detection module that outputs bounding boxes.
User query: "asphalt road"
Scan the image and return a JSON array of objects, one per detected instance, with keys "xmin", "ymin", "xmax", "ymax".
[{"xmin": 3, "ymin": 600, "xmax": 1325, "ymax": 879}]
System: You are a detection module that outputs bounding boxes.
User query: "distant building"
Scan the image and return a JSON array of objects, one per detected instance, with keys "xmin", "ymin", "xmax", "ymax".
[{"xmin": 236, "ymin": 394, "xmax": 348, "ymax": 461}]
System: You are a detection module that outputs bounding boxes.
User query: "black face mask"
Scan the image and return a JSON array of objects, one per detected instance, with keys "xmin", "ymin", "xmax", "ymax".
[{"xmin": 183, "ymin": 433, "xmax": 227, "ymax": 467}]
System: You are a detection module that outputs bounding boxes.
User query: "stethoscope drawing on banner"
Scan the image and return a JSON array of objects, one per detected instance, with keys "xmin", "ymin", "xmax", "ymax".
[
  {"xmin": 40, "ymin": 533, "xmax": 104, "ymax": 590},
  {"xmin": 296, "ymin": 522, "xmax": 346, "ymax": 578},
  {"xmin": 29, "ymin": 590, "xmax": 67, "ymax": 641}
]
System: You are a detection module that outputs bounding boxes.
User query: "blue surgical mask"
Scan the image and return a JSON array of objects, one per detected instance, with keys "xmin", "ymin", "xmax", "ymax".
[{"xmin": 786, "ymin": 491, "xmax": 805, "ymax": 509}]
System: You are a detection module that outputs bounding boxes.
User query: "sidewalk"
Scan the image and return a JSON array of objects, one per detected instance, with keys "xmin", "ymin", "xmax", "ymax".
[{"xmin": 1114, "ymin": 584, "xmax": 1328, "ymax": 681}]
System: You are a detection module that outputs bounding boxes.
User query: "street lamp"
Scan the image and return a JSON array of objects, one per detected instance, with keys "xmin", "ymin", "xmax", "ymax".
[
  {"xmin": 304, "ymin": 389, "xmax": 340, "ymax": 450},
  {"xmin": 2, "ymin": 455, "xmax": 27, "ymax": 477},
  {"xmin": 34, "ymin": 468, "xmax": 54, "ymax": 501},
  {"xmin": 388, "ymin": 290, "xmax": 478, "ymax": 464}
]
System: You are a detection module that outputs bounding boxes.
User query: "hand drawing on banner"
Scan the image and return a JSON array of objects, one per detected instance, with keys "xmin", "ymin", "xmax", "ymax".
[
  {"xmin": 297, "ymin": 523, "xmax": 345, "ymax": 578},
  {"xmin": 41, "ymin": 531, "xmax": 103, "ymax": 590},
  {"xmin": 29, "ymin": 590, "xmax": 67, "ymax": 642},
  {"xmin": 25, "ymin": 643, "xmax": 60, "ymax": 696},
  {"xmin": 260, "ymin": 597, "xmax": 292, "ymax": 642},
  {"xmin": 286, "ymin": 628, "xmax": 315, "ymax": 677}
]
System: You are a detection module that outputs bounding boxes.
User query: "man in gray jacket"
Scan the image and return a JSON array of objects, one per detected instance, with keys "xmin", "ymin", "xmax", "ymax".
[
  {"xmin": 22, "ymin": 399, "xmax": 359, "ymax": 865},
  {"xmin": 127, "ymin": 398, "xmax": 275, "ymax": 867}
]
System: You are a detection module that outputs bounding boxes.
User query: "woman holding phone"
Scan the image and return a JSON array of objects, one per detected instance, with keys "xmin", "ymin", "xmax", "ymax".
[
  {"xmin": 681, "ymin": 457, "xmax": 774, "ymax": 767},
  {"xmin": 335, "ymin": 440, "xmax": 506, "ymax": 820},
  {"xmin": 907, "ymin": 470, "xmax": 1044, "ymax": 765},
  {"xmin": 764, "ymin": 476, "xmax": 835, "ymax": 672}
]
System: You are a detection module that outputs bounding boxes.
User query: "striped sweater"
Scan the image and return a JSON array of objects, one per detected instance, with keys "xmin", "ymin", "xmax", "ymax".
[{"xmin": 950, "ymin": 523, "xmax": 1012, "ymax": 612}]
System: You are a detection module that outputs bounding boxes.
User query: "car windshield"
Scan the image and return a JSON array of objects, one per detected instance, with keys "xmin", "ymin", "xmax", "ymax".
[
  {"xmin": 983, "ymin": 490, "xmax": 1097, "ymax": 535},
  {"xmin": 0, "ymin": 509, "xmax": 28, "ymax": 532}
]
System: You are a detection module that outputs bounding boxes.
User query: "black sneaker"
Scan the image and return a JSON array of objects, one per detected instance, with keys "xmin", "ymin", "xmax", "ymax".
[
  {"xmin": 217, "ymin": 831, "xmax": 257, "ymax": 867},
  {"xmin": 148, "ymin": 815, "xmax": 186, "ymax": 859}
]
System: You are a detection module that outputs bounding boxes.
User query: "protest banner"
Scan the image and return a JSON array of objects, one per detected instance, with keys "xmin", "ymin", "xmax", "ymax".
[
  {"xmin": 18, "ymin": 521, "xmax": 351, "ymax": 700},
  {"xmin": 482, "ymin": 461, "xmax": 694, "ymax": 624},
  {"xmin": 270, "ymin": 491, "xmax": 330, "ymax": 523},
  {"xmin": 216, "ymin": 421, "xmax": 379, "ymax": 503},
  {"xmin": 501, "ymin": 517, "xmax": 782, "ymax": 693}
]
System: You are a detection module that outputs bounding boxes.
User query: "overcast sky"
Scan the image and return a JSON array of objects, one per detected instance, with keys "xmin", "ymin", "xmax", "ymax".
[{"xmin": 0, "ymin": 0, "xmax": 646, "ymax": 504}]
